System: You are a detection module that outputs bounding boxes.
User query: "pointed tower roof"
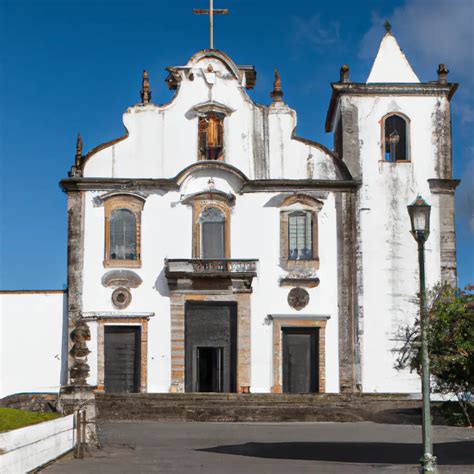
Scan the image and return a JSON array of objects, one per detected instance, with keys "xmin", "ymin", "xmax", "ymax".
[{"xmin": 367, "ymin": 32, "xmax": 419, "ymax": 83}]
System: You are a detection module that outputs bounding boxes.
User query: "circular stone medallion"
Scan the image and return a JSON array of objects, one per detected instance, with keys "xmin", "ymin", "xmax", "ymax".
[
  {"xmin": 287, "ymin": 287, "xmax": 309, "ymax": 311},
  {"xmin": 112, "ymin": 287, "xmax": 132, "ymax": 309}
]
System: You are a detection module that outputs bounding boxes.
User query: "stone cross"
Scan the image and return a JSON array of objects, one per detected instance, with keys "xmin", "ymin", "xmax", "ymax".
[{"xmin": 193, "ymin": 0, "xmax": 229, "ymax": 49}]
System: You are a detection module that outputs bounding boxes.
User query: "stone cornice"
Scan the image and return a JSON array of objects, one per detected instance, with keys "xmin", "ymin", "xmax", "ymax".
[
  {"xmin": 428, "ymin": 178, "xmax": 461, "ymax": 194},
  {"xmin": 82, "ymin": 312, "xmax": 155, "ymax": 321},
  {"xmin": 59, "ymin": 178, "xmax": 178, "ymax": 192},
  {"xmin": 60, "ymin": 177, "xmax": 361, "ymax": 193},
  {"xmin": 325, "ymin": 82, "xmax": 458, "ymax": 132},
  {"xmin": 265, "ymin": 314, "xmax": 331, "ymax": 325},
  {"xmin": 241, "ymin": 179, "xmax": 361, "ymax": 192}
]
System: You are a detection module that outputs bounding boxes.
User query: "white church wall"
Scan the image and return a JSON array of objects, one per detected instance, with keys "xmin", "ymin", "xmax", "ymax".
[
  {"xmin": 349, "ymin": 94, "xmax": 444, "ymax": 392},
  {"xmin": 80, "ymin": 176, "xmax": 340, "ymax": 392},
  {"xmin": 77, "ymin": 46, "xmax": 451, "ymax": 395},
  {"xmin": 0, "ymin": 292, "xmax": 66, "ymax": 398},
  {"xmin": 83, "ymin": 54, "xmax": 337, "ymax": 183}
]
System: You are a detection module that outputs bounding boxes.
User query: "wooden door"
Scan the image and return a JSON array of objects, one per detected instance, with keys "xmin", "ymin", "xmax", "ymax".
[
  {"xmin": 104, "ymin": 326, "xmax": 141, "ymax": 393},
  {"xmin": 282, "ymin": 328, "xmax": 319, "ymax": 393}
]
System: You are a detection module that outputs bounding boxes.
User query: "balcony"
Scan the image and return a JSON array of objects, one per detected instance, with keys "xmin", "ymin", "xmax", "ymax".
[{"xmin": 165, "ymin": 259, "xmax": 258, "ymax": 292}]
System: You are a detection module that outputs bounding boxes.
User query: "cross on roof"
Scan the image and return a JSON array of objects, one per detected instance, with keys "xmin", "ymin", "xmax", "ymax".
[{"xmin": 193, "ymin": 0, "xmax": 229, "ymax": 50}]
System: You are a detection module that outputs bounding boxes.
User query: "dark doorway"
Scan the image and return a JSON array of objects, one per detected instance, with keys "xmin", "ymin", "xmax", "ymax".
[
  {"xmin": 197, "ymin": 347, "xmax": 224, "ymax": 392},
  {"xmin": 104, "ymin": 326, "xmax": 141, "ymax": 393},
  {"xmin": 282, "ymin": 328, "xmax": 319, "ymax": 393},
  {"xmin": 185, "ymin": 302, "xmax": 237, "ymax": 392}
]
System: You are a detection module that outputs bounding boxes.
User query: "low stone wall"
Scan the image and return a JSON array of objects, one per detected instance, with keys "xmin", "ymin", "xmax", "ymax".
[
  {"xmin": 0, "ymin": 414, "xmax": 75, "ymax": 473},
  {"xmin": 0, "ymin": 393, "xmax": 58, "ymax": 412}
]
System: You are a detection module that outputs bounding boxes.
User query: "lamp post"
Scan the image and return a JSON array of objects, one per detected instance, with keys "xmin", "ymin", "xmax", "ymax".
[{"xmin": 407, "ymin": 195, "xmax": 437, "ymax": 473}]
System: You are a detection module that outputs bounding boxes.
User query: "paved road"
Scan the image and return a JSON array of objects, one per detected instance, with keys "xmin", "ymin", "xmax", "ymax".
[{"xmin": 45, "ymin": 421, "xmax": 474, "ymax": 473}]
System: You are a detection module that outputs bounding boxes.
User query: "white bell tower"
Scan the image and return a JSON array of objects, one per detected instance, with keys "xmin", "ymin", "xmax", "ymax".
[{"xmin": 326, "ymin": 30, "xmax": 459, "ymax": 393}]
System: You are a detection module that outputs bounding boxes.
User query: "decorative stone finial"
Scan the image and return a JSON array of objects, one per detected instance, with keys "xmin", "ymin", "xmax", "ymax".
[
  {"xmin": 437, "ymin": 64, "xmax": 449, "ymax": 84},
  {"xmin": 270, "ymin": 69, "xmax": 283, "ymax": 102},
  {"xmin": 141, "ymin": 70, "xmax": 151, "ymax": 104},
  {"xmin": 75, "ymin": 133, "xmax": 83, "ymax": 167},
  {"xmin": 383, "ymin": 20, "xmax": 392, "ymax": 32},
  {"xmin": 340, "ymin": 64, "xmax": 350, "ymax": 83}
]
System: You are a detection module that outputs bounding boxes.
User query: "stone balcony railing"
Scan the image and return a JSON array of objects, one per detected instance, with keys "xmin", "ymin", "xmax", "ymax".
[{"xmin": 165, "ymin": 259, "xmax": 258, "ymax": 278}]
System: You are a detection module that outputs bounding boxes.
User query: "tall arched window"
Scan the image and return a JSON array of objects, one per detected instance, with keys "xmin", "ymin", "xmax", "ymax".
[
  {"xmin": 280, "ymin": 195, "xmax": 321, "ymax": 270},
  {"xmin": 200, "ymin": 207, "xmax": 225, "ymax": 258},
  {"xmin": 109, "ymin": 209, "xmax": 137, "ymax": 260},
  {"xmin": 383, "ymin": 114, "xmax": 408, "ymax": 162},
  {"xmin": 198, "ymin": 113, "xmax": 224, "ymax": 160},
  {"xmin": 103, "ymin": 194, "xmax": 144, "ymax": 268},
  {"xmin": 288, "ymin": 211, "xmax": 312, "ymax": 260}
]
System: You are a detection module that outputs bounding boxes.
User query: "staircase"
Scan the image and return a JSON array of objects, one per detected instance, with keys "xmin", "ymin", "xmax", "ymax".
[{"xmin": 96, "ymin": 393, "xmax": 426, "ymax": 424}]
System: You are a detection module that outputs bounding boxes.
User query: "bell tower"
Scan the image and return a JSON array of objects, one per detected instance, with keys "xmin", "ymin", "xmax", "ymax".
[{"xmin": 326, "ymin": 31, "xmax": 460, "ymax": 393}]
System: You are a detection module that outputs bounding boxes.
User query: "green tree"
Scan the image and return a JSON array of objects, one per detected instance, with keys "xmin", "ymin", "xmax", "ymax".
[{"xmin": 395, "ymin": 284, "xmax": 474, "ymax": 426}]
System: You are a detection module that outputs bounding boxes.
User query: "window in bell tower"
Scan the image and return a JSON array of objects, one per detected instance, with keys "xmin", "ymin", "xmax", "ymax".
[{"xmin": 383, "ymin": 114, "xmax": 409, "ymax": 162}]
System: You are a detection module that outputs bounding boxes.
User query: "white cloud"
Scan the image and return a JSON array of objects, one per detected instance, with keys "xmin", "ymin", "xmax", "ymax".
[
  {"xmin": 291, "ymin": 15, "xmax": 341, "ymax": 50},
  {"xmin": 360, "ymin": 0, "xmax": 474, "ymax": 86},
  {"xmin": 457, "ymin": 150, "xmax": 474, "ymax": 234}
]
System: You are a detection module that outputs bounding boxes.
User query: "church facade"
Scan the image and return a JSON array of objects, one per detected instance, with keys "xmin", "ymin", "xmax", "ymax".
[{"xmin": 18, "ymin": 31, "xmax": 459, "ymax": 398}]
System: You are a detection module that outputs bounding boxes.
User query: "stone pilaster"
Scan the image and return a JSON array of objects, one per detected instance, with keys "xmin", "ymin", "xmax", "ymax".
[
  {"xmin": 336, "ymin": 191, "xmax": 360, "ymax": 392},
  {"xmin": 65, "ymin": 190, "xmax": 88, "ymax": 384},
  {"xmin": 58, "ymin": 190, "xmax": 97, "ymax": 445},
  {"xmin": 428, "ymin": 179, "xmax": 460, "ymax": 286}
]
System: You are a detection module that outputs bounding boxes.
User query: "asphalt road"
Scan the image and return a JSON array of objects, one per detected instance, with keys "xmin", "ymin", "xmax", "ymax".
[{"xmin": 44, "ymin": 421, "xmax": 474, "ymax": 473}]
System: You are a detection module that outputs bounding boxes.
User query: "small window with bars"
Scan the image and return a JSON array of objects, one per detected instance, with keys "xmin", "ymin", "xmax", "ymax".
[
  {"xmin": 198, "ymin": 113, "xmax": 224, "ymax": 160},
  {"xmin": 384, "ymin": 115, "xmax": 408, "ymax": 162},
  {"xmin": 288, "ymin": 211, "xmax": 312, "ymax": 260},
  {"xmin": 109, "ymin": 209, "xmax": 137, "ymax": 260}
]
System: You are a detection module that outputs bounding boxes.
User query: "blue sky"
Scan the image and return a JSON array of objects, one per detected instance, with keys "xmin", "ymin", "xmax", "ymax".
[{"xmin": 0, "ymin": 0, "xmax": 472, "ymax": 289}]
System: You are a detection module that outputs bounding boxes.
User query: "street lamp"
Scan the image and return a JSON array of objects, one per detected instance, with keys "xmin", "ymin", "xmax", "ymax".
[{"xmin": 407, "ymin": 195, "xmax": 436, "ymax": 473}]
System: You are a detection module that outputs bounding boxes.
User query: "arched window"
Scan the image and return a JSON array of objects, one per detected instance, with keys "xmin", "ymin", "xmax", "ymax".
[
  {"xmin": 109, "ymin": 209, "xmax": 137, "ymax": 260},
  {"xmin": 103, "ymin": 194, "xmax": 144, "ymax": 268},
  {"xmin": 288, "ymin": 211, "xmax": 312, "ymax": 260},
  {"xmin": 280, "ymin": 195, "xmax": 321, "ymax": 270},
  {"xmin": 198, "ymin": 113, "xmax": 224, "ymax": 160},
  {"xmin": 200, "ymin": 207, "xmax": 225, "ymax": 258},
  {"xmin": 384, "ymin": 114, "xmax": 408, "ymax": 162}
]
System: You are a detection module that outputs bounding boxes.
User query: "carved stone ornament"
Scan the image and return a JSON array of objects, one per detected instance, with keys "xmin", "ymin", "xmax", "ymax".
[
  {"xmin": 112, "ymin": 287, "xmax": 132, "ymax": 309},
  {"xmin": 102, "ymin": 270, "xmax": 143, "ymax": 289},
  {"xmin": 287, "ymin": 287, "xmax": 310, "ymax": 311},
  {"xmin": 270, "ymin": 69, "xmax": 283, "ymax": 102},
  {"xmin": 140, "ymin": 70, "xmax": 151, "ymax": 104},
  {"xmin": 69, "ymin": 319, "xmax": 91, "ymax": 385}
]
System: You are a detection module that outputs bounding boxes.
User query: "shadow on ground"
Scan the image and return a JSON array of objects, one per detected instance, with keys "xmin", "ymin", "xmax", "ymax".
[{"xmin": 198, "ymin": 441, "xmax": 474, "ymax": 465}]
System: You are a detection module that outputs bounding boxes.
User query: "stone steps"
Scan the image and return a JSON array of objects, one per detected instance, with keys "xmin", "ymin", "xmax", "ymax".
[{"xmin": 95, "ymin": 393, "xmax": 425, "ymax": 424}]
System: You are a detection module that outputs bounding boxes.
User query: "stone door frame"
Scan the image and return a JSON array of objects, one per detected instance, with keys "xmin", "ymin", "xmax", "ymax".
[
  {"xmin": 170, "ymin": 291, "xmax": 251, "ymax": 393},
  {"xmin": 268, "ymin": 314, "xmax": 330, "ymax": 393},
  {"xmin": 82, "ymin": 313, "xmax": 153, "ymax": 394}
]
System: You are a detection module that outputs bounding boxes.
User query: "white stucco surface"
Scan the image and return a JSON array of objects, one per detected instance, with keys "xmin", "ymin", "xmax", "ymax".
[
  {"xmin": 367, "ymin": 33, "xmax": 420, "ymax": 83},
  {"xmin": 0, "ymin": 292, "xmax": 66, "ymax": 398},
  {"xmin": 83, "ymin": 53, "xmax": 336, "ymax": 182},
  {"xmin": 0, "ymin": 414, "xmax": 74, "ymax": 473},
  {"xmin": 347, "ymin": 92, "xmax": 445, "ymax": 392},
  {"xmin": 81, "ymin": 183, "xmax": 340, "ymax": 393}
]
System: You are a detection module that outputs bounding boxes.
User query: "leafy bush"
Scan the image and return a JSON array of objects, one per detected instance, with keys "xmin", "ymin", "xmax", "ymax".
[{"xmin": 395, "ymin": 284, "xmax": 474, "ymax": 426}]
